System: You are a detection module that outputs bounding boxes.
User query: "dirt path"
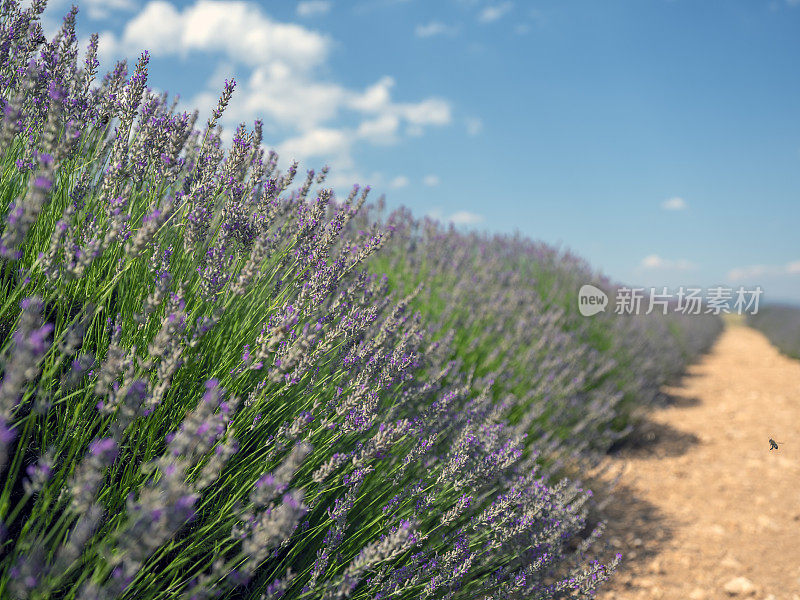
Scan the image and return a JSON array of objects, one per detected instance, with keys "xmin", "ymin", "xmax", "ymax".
[{"xmin": 592, "ymin": 322, "xmax": 800, "ymax": 600}]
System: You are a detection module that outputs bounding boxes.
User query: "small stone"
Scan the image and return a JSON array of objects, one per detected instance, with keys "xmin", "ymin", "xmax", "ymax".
[
  {"xmin": 689, "ymin": 588, "xmax": 706, "ymax": 600},
  {"xmin": 762, "ymin": 594, "xmax": 776, "ymax": 600},
  {"xmin": 757, "ymin": 515, "xmax": 779, "ymax": 531},
  {"xmin": 709, "ymin": 524, "xmax": 727, "ymax": 535},
  {"xmin": 647, "ymin": 559, "xmax": 665, "ymax": 574},
  {"xmin": 632, "ymin": 537, "xmax": 643, "ymax": 547},
  {"xmin": 723, "ymin": 576, "xmax": 756, "ymax": 596},
  {"xmin": 721, "ymin": 554, "xmax": 742, "ymax": 569}
]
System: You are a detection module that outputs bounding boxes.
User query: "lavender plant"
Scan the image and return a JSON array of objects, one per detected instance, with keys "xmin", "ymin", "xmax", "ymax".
[
  {"xmin": 0, "ymin": 2, "xmax": 627, "ymax": 599},
  {"xmin": 747, "ymin": 304, "xmax": 800, "ymax": 359},
  {"xmin": 357, "ymin": 207, "xmax": 723, "ymax": 471}
]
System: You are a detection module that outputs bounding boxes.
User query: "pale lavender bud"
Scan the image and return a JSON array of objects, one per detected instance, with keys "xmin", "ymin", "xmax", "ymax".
[
  {"xmin": 238, "ymin": 490, "xmax": 307, "ymax": 580},
  {"xmin": 67, "ymin": 438, "xmax": 119, "ymax": 514},
  {"xmin": 22, "ymin": 449, "xmax": 54, "ymax": 495},
  {"xmin": 0, "ymin": 416, "xmax": 18, "ymax": 473},
  {"xmin": 210, "ymin": 78, "xmax": 236, "ymax": 125},
  {"xmin": 0, "ymin": 296, "xmax": 52, "ymax": 419},
  {"xmin": 336, "ymin": 519, "xmax": 419, "ymax": 598}
]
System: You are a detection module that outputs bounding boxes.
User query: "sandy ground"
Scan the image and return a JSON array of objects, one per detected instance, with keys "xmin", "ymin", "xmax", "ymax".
[{"xmin": 590, "ymin": 321, "xmax": 800, "ymax": 600}]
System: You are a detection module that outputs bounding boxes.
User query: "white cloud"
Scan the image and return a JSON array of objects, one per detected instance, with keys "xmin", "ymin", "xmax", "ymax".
[
  {"xmin": 323, "ymin": 169, "xmax": 403, "ymax": 196},
  {"xmin": 352, "ymin": 0, "xmax": 412, "ymax": 13},
  {"xmin": 356, "ymin": 113, "xmax": 400, "ymax": 144},
  {"xmin": 514, "ymin": 23, "xmax": 530, "ymax": 35},
  {"xmin": 423, "ymin": 174, "xmax": 440, "ymax": 186},
  {"xmin": 661, "ymin": 196, "xmax": 687, "ymax": 210},
  {"xmin": 388, "ymin": 175, "xmax": 409, "ymax": 189},
  {"xmin": 465, "ymin": 116, "xmax": 483, "ymax": 136},
  {"xmin": 100, "ymin": 0, "xmax": 330, "ymax": 70},
  {"xmin": 85, "ymin": 0, "xmax": 136, "ymax": 20},
  {"xmin": 449, "ymin": 211, "xmax": 485, "ymax": 225},
  {"xmin": 98, "ymin": 2, "xmax": 181, "ymax": 59},
  {"xmin": 297, "ymin": 1, "xmax": 332, "ymax": 17},
  {"xmin": 727, "ymin": 265, "xmax": 772, "ymax": 280},
  {"xmin": 278, "ymin": 127, "xmax": 354, "ymax": 168},
  {"xmin": 236, "ymin": 63, "xmax": 346, "ymax": 130},
  {"xmin": 424, "ymin": 208, "xmax": 484, "ymax": 225},
  {"xmin": 347, "ymin": 76, "xmax": 394, "ymax": 113},
  {"xmin": 414, "ymin": 22, "xmax": 458, "ymax": 37},
  {"xmin": 478, "ymin": 2, "xmax": 513, "ymax": 23},
  {"xmin": 24, "ymin": 0, "xmax": 135, "ymax": 21},
  {"xmin": 325, "ymin": 169, "xmax": 370, "ymax": 190},
  {"xmin": 640, "ymin": 255, "xmax": 695, "ymax": 270},
  {"xmin": 728, "ymin": 260, "xmax": 800, "ymax": 281},
  {"xmin": 641, "ymin": 255, "xmax": 664, "ymax": 269},
  {"xmin": 397, "ymin": 98, "xmax": 451, "ymax": 125},
  {"xmin": 102, "ymin": 0, "xmax": 452, "ymax": 176}
]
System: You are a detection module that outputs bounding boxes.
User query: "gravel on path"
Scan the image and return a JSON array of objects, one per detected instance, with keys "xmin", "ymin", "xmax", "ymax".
[{"xmin": 591, "ymin": 322, "xmax": 800, "ymax": 600}]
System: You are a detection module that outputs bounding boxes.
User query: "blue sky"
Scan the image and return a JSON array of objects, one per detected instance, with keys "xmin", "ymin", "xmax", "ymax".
[{"xmin": 30, "ymin": 0, "xmax": 800, "ymax": 304}]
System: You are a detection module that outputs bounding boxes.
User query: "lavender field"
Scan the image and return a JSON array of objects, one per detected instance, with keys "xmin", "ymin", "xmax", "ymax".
[
  {"xmin": 0, "ymin": 2, "xmax": 724, "ymax": 599},
  {"xmin": 747, "ymin": 304, "xmax": 800, "ymax": 360}
]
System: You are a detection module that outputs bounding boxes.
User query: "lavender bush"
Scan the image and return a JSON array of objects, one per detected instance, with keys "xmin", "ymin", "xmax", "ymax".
[
  {"xmin": 0, "ymin": 2, "xmax": 632, "ymax": 598},
  {"xmin": 747, "ymin": 304, "xmax": 800, "ymax": 359},
  {"xmin": 357, "ymin": 210, "xmax": 723, "ymax": 470}
]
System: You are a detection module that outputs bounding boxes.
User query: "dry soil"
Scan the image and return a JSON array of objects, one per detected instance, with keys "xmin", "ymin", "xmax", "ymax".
[{"xmin": 590, "ymin": 321, "xmax": 800, "ymax": 600}]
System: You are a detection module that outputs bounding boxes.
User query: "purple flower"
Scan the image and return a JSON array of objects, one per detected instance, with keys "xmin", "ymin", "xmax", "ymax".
[
  {"xmin": 89, "ymin": 438, "xmax": 119, "ymax": 462},
  {"xmin": 0, "ymin": 419, "xmax": 17, "ymax": 445}
]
